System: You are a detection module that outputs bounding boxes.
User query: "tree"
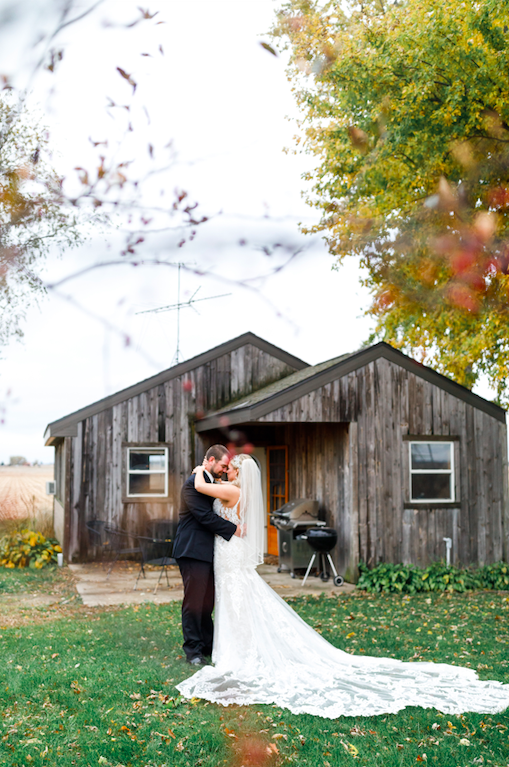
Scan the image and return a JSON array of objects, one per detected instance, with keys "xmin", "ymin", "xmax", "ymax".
[
  {"xmin": 273, "ymin": 0, "xmax": 509, "ymax": 402},
  {"xmin": 0, "ymin": 95, "xmax": 82, "ymax": 346},
  {"xmin": 0, "ymin": 3, "xmax": 207, "ymax": 352}
]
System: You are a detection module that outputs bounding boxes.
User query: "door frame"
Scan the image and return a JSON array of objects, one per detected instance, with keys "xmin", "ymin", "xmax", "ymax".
[{"xmin": 267, "ymin": 445, "xmax": 289, "ymax": 556}]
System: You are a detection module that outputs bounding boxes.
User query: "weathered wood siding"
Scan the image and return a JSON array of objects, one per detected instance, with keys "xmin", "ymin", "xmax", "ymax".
[
  {"xmin": 258, "ymin": 358, "xmax": 508, "ymax": 572},
  {"xmin": 65, "ymin": 345, "xmax": 300, "ymax": 560},
  {"xmin": 284, "ymin": 423, "xmax": 349, "ymax": 576}
]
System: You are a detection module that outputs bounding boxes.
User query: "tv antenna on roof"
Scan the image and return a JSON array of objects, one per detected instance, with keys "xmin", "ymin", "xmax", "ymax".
[{"xmin": 135, "ymin": 262, "xmax": 231, "ymax": 365}]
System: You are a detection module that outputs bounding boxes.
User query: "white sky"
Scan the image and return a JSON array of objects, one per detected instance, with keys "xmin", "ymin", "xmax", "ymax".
[{"xmin": 0, "ymin": 0, "xmax": 493, "ymax": 464}]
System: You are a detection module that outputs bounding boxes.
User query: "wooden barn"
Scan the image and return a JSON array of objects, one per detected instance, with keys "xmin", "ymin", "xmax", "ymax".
[{"xmin": 44, "ymin": 332, "xmax": 509, "ymax": 580}]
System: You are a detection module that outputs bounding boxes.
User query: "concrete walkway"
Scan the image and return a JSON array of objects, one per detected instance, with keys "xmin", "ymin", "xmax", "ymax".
[{"xmin": 69, "ymin": 562, "xmax": 355, "ymax": 607}]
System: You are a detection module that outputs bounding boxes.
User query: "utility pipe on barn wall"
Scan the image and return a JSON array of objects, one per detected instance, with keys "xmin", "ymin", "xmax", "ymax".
[{"xmin": 443, "ymin": 537, "xmax": 452, "ymax": 566}]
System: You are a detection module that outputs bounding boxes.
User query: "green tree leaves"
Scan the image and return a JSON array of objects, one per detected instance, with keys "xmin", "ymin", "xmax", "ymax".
[{"xmin": 273, "ymin": 0, "xmax": 509, "ymax": 402}]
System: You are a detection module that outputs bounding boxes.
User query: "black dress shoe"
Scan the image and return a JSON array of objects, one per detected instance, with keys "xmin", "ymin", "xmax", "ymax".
[{"xmin": 187, "ymin": 655, "xmax": 206, "ymax": 666}]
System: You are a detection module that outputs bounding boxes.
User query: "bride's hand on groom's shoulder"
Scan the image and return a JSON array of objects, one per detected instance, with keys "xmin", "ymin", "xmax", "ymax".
[{"xmin": 192, "ymin": 465, "xmax": 203, "ymax": 475}]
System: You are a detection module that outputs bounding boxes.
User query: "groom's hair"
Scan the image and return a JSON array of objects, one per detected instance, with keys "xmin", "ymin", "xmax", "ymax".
[{"xmin": 205, "ymin": 444, "xmax": 229, "ymax": 461}]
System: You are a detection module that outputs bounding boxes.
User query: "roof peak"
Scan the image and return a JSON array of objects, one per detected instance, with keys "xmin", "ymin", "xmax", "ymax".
[
  {"xmin": 44, "ymin": 332, "xmax": 308, "ymax": 442},
  {"xmin": 195, "ymin": 341, "xmax": 505, "ymax": 430}
]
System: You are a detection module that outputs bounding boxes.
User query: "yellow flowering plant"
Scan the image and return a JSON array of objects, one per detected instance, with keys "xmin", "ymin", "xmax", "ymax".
[{"xmin": 0, "ymin": 529, "xmax": 62, "ymax": 569}]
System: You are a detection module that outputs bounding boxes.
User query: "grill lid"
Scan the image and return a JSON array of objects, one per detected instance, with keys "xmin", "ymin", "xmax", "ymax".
[
  {"xmin": 271, "ymin": 499, "xmax": 319, "ymax": 520},
  {"xmin": 305, "ymin": 526, "xmax": 338, "ymax": 552}
]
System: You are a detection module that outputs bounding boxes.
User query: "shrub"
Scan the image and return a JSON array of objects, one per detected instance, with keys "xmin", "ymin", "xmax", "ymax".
[
  {"xmin": 0, "ymin": 528, "xmax": 62, "ymax": 569},
  {"xmin": 478, "ymin": 561, "xmax": 509, "ymax": 590},
  {"xmin": 357, "ymin": 561, "xmax": 508, "ymax": 594}
]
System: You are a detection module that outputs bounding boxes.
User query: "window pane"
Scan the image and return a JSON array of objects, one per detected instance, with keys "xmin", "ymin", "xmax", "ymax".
[
  {"xmin": 148, "ymin": 453, "xmax": 165, "ymax": 471},
  {"xmin": 411, "ymin": 443, "xmax": 451, "ymax": 470},
  {"xmin": 129, "ymin": 450, "xmax": 165, "ymax": 471},
  {"xmin": 411, "ymin": 473, "xmax": 452, "ymax": 501},
  {"xmin": 270, "ymin": 488, "xmax": 286, "ymax": 513},
  {"xmin": 269, "ymin": 448, "xmax": 287, "ymax": 512},
  {"xmin": 129, "ymin": 473, "xmax": 165, "ymax": 495}
]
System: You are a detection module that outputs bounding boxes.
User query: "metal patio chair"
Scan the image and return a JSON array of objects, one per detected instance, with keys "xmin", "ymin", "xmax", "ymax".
[
  {"xmin": 133, "ymin": 535, "xmax": 176, "ymax": 594},
  {"xmin": 103, "ymin": 526, "xmax": 142, "ymax": 577}
]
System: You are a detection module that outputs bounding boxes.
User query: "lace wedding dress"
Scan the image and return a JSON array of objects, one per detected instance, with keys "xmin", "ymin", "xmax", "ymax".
[{"xmin": 176, "ymin": 498, "xmax": 509, "ymax": 717}]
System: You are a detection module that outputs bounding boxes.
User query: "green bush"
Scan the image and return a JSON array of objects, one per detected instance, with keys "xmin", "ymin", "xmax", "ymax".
[
  {"xmin": 0, "ymin": 528, "xmax": 62, "ymax": 569},
  {"xmin": 357, "ymin": 561, "xmax": 508, "ymax": 594},
  {"xmin": 478, "ymin": 560, "xmax": 509, "ymax": 590}
]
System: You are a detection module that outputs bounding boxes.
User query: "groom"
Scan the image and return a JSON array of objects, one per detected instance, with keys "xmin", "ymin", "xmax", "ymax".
[{"xmin": 172, "ymin": 444, "xmax": 240, "ymax": 665}]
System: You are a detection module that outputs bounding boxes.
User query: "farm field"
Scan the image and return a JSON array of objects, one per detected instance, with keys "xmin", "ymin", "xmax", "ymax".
[{"xmin": 0, "ymin": 465, "xmax": 54, "ymax": 521}]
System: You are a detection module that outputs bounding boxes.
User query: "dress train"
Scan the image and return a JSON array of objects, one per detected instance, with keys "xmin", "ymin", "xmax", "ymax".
[{"xmin": 176, "ymin": 500, "xmax": 509, "ymax": 718}]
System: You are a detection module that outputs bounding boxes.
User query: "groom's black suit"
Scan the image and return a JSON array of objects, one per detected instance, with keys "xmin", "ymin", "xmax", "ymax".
[{"xmin": 173, "ymin": 472, "xmax": 237, "ymax": 660}]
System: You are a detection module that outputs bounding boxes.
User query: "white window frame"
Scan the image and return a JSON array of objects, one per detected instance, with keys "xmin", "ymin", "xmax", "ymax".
[
  {"xmin": 126, "ymin": 446, "xmax": 169, "ymax": 498},
  {"xmin": 409, "ymin": 441, "xmax": 455, "ymax": 503}
]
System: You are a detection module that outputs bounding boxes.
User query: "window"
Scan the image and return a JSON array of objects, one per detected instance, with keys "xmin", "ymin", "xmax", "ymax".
[
  {"xmin": 126, "ymin": 447, "xmax": 168, "ymax": 497},
  {"xmin": 409, "ymin": 441, "xmax": 454, "ymax": 502}
]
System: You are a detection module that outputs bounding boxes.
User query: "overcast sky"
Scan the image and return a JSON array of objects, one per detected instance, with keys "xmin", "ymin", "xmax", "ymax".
[{"xmin": 0, "ymin": 0, "xmax": 492, "ymax": 464}]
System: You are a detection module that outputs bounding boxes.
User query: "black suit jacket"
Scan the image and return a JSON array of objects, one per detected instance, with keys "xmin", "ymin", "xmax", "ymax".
[{"xmin": 172, "ymin": 473, "xmax": 237, "ymax": 562}]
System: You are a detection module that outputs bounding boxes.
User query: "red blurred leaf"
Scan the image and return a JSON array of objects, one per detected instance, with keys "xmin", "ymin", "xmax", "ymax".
[{"xmin": 447, "ymin": 284, "xmax": 479, "ymax": 312}]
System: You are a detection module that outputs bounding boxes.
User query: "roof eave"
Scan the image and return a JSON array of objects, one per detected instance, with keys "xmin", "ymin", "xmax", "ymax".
[
  {"xmin": 43, "ymin": 332, "xmax": 308, "ymax": 438},
  {"xmin": 44, "ymin": 423, "xmax": 77, "ymax": 445},
  {"xmin": 195, "ymin": 342, "xmax": 506, "ymax": 430}
]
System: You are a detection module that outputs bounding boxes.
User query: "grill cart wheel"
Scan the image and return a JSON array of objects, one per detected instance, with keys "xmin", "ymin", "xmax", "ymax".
[
  {"xmin": 320, "ymin": 571, "xmax": 330, "ymax": 582},
  {"xmin": 334, "ymin": 575, "xmax": 344, "ymax": 587}
]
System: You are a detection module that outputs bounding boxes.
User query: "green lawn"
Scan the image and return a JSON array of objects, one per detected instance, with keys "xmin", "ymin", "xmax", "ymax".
[
  {"xmin": 0, "ymin": 574, "xmax": 508, "ymax": 767},
  {"xmin": 0, "ymin": 565, "xmax": 71, "ymax": 595}
]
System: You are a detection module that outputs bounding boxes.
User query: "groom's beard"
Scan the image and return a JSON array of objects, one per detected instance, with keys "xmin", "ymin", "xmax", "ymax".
[{"xmin": 210, "ymin": 468, "xmax": 223, "ymax": 479}]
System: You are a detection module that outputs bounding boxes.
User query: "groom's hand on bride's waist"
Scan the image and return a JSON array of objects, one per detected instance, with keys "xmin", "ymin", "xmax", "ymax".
[{"xmin": 234, "ymin": 524, "xmax": 247, "ymax": 538}]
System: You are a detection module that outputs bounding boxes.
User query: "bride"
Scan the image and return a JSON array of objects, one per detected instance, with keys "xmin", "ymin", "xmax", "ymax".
[{"xmin": 176, "ymin": 454, "xmax": 509, "ymax": 717}]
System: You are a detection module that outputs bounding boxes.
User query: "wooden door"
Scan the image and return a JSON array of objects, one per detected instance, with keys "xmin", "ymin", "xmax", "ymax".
[{"xmin": 267, "ymin": 446, "xmax": 288, "ymax": 556}]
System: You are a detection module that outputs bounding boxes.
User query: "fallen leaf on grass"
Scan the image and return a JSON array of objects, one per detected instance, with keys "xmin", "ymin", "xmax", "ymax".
[
  {"xmin": 340, "ymin": 740, "xmax": 359, "ymax": 756},
  {"xmin": 459, "ymin": 738, "xmax": 471, "ymax": 745},
  {"xmin": 266, "ymin": 743, "xmax": 279, "ymax": 754}
]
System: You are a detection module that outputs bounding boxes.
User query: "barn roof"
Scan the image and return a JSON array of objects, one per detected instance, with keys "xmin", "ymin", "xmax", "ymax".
[
  {"xmin": 44, "ymin": 332, "xmax": 308, "ymax": 444},
  {"xmin": 195, "ymin": 341, "xmax": 506, "ymax": 431}
]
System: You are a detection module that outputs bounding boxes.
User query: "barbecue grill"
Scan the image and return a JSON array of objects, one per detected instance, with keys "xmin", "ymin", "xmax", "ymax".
[
  {"xmin": 270, "ymin": 499, "xmax": 326, "ymax": 577},
  {"xmin": 301, "ymin": 527, "xmax": 344, "ymax": 587}
]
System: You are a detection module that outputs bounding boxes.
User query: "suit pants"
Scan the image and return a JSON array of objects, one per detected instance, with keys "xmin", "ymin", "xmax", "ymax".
[{"xmin": 177, "ymin": 557, "xmax": 214, "ymax": 660}]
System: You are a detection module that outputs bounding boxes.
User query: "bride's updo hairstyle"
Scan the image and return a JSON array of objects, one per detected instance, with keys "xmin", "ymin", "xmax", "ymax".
[
  {"xmin": 229, "ymin": 453, "xmax": 253, "ymax": 487},
  {"xmin": 229, "ymin": 453, "xmax": 264, "ymax": 567}
]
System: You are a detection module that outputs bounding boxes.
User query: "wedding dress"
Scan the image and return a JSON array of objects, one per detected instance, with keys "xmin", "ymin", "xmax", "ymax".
[{"xmin": 176, "ymin": 496, "xmax": 509, "ymax": 718}]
